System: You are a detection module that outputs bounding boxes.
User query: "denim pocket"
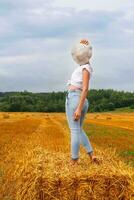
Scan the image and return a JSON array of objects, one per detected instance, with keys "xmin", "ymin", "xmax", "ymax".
[
  {"xmin": 68, "ymin": 95, "xmax": 80, "ymax": 111},
  {"xmin": 69, "ymin": 95, "xmax": 89, "ymax": 113}
]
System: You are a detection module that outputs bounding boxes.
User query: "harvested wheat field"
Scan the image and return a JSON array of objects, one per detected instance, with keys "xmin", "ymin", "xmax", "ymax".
[{"xmin": 0, "ymin": 112, "xmax": 134, "ymax": 200}]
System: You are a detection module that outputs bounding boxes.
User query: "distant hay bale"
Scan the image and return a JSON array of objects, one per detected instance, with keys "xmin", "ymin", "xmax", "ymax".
[
  {"xmin": 94, "ymin": 114, "xmax": 99, "ymax": 119},
  {"xmin": 106, "ymin": 116, "xmax": 112, "ymax": 120},
  {"xmin": 3, "ymin": 113, "xmax": 10, "ymax": 119}
]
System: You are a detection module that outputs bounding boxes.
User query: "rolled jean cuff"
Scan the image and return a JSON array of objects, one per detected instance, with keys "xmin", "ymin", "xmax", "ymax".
[
  {"xmin": 87, "ymin": 151, "xmax": 93, "ymax": 155},
  {"xmin": 71, "ymin": 157, "xmax": 79, "ymax": 160}
]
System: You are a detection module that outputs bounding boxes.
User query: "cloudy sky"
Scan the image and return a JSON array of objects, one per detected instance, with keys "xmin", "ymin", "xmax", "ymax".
[{"xmin": 0, "ymin": 0, "xmax": 134, "ymax": 93}]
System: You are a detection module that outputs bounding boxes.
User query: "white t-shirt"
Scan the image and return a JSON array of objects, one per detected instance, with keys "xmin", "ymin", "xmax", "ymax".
[{"xmin": 66, "ymin": 63, "xmax": 93, "ymax": 90}]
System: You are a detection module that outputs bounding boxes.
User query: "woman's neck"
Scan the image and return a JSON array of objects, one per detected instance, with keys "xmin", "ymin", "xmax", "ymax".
[{"xmin": 80, "ymin": 62, "xmax": 90, "ymax": 66}]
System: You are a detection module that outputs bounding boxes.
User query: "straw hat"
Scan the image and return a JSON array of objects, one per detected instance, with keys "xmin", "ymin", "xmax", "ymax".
[{"xmin": 71, "ymin": 39, "xmax": 93, "ymax": 65}]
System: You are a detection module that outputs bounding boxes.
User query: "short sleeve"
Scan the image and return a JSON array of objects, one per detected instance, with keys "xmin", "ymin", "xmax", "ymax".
[{"xmin": 81, "ymin": 64, "xmax": 93, "ymax": 77}]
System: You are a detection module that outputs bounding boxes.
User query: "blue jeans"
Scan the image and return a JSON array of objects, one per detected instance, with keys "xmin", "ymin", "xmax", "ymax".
[{"xmin": 65, "ymin": 89, "xmax": 93, "ymax": 160}]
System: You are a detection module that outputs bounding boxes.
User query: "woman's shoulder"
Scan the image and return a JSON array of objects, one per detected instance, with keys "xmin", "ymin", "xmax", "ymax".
[{"xmin": 80, "ymin": 63, "xmax": 93, "ymax": 74}]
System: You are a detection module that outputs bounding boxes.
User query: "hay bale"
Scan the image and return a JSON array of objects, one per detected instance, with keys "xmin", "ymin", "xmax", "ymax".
[
  {"xmin": 36, "ymin": 174, "xmax": 133, "ymax": 200},
  {"xmin": 3, "ymin": 113, "xmax": 10, "ymax": 119},
  {"xmin": 34, "ymin": 149, "xmax": 134, "ymax": 200},
  {"xmin": 106, "ymin": 116, "xmax": 112, "ymax": 120},
  {"xmin": 94, "ymin": 114, "xmax": 99, "ymax": 119}
]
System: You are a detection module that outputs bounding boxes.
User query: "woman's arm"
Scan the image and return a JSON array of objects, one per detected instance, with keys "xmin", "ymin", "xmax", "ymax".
[
  {"xmin": 77, "ymin": 68, "xmax": 90, "ymax": 111},
  {"xmin": 73, "ymin": 68, "xmax": 90, "ymax": 121}
]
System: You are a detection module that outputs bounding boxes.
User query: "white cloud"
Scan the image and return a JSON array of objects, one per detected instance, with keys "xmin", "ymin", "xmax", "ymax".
[{"xmin": 53, "ymin": 0, "xmax": 134, "ymax": 11}]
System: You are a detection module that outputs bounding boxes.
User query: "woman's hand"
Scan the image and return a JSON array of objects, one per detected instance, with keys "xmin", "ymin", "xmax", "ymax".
[
  {"xmin": 80, "ymin": 39, "xmax": 89, "ymax": 45},
  {"xmin": 73, "ymin": 107, "xmax": 82, "ymax": 121}
]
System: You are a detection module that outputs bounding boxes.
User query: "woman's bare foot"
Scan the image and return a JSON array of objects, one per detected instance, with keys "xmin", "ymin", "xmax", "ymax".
[
  {"xmin": 91, "ymin": 155, "xmax": 102, "ymax": 165},
  {"xmin": 88, "ymin": 152, "xmax": 102, "ymax": 165},
  {"xmin": 70, "ymin": 159, "xmax": 79, "ymax": 166}
]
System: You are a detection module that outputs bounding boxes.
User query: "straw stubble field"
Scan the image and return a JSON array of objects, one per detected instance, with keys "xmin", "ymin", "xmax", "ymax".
[{"xmin": 0, "ymin": 112, "xmax": 134, "ymax": 200}]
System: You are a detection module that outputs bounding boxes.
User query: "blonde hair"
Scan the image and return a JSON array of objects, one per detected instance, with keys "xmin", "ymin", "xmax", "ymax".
[{"xmin": 71, "ymin": 39, "xmax": 93, "ymax": 65}]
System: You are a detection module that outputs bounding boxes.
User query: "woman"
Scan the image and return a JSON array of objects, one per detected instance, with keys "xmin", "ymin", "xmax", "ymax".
[{"xmin": 65, "ymin": 39, "xmax": 101, "ymax": 166}]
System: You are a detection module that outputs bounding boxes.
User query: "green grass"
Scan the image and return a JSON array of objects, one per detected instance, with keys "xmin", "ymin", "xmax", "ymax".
[
  {"xmin": 119, "ymin": 150, "xmax": 134, "ymax": 156},
  {"xmin": 93, "ymin": 106, "xmax": 134, "ymax": 113},
  {"xmin": 111, "ymin": 107, "xmax": 134, "ymax": 113}
]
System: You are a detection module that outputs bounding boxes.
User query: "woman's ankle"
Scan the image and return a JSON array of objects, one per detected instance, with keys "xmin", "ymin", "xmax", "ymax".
[{"xmin": 87, "ymin": 151, "xmax": 94, "ymax": 160}]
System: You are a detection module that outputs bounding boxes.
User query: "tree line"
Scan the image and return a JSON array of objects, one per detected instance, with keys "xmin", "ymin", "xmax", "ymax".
[{"xmin": 0, "ymin": 89, "xmax": 134, "ymax": 112}]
